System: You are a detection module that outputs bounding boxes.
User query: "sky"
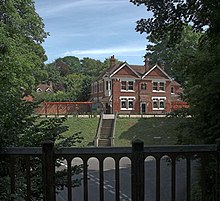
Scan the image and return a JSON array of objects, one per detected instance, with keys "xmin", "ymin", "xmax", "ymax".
[{"xmin": 35, "ymin": 0, "xmax": 151, "ymax": 65}]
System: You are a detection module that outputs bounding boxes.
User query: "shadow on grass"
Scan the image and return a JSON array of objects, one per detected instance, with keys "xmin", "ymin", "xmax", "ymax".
[{"xmin": 117, "ymin": 117, "xmax": 182, "ymax": 145}]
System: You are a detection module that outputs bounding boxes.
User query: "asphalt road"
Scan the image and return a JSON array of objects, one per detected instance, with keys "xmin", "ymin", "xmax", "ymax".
[{"xmin": 56, "ymin": 157, "xmax": 198, "ymax": 201}]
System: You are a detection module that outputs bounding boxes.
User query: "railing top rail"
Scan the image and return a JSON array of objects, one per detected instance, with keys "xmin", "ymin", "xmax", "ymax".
[
  {"xmin": 0, "ymin": 147, "xmax": 42, "ymax": 155},
  {"xmin": 0, "ymin": 144, "xmax": 217, "ymax": 156},
  {"xmin": 144, "ymin": 144, "xmax": 217, "ymax": 153}
]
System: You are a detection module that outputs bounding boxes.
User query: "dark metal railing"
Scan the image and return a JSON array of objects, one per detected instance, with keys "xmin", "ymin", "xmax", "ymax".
[{"xmin": 0, "ymin": 139, "xmax": 220, "ymax": 201}]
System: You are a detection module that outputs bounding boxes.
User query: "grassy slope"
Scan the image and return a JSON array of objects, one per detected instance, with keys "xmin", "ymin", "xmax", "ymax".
[
  {"xmin": 62, "ymin": 117, "xmax": 99, "ymax": 147},
  {"xmin": 115, "ymin": 117, "xmax": 180, "ymax": 146},
  {"xmin": 62, "ymin": 117, "xmax": 183, "ymax": 147}
]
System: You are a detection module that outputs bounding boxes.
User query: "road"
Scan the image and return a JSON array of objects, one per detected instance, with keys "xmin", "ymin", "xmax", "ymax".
[{"xmin": 56, "ymin": 157, "xmax": 198, "ymax": 201}]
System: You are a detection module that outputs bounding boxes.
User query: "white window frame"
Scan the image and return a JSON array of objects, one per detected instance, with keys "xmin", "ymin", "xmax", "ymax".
[
  {"xmin": 152, "ymin": 81, "xmax": 165, "ymax": 92},
  {"xmin": 120, "ymin": 96, "xmax": 135, "ymax": 110},
  {"xmin": 152, "ymin": 97, "xmax": 166, "ymax": 110},
  {"xmin": 121, "ymin": 81, "xmax": 126, "ymax": 90},
  {"xmin": 120, "ymin": 79, "xmax": 135, "ymax": 92}
]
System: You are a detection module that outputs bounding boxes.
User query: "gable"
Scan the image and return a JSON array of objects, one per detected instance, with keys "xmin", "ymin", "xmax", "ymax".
[
  {"xmin": 113, "ymin": 65, "xmax": 139, "ymax": 78},
  {"xmin": 142, "ymin": 65, "xmax": 172, "ymax": 80},
  {"xmin": 147, "ymin": 68, "xmax": 169, "ymax": 79},
  {"xmin": 110, "ymin": 63, "xmax": 140, "ymax": 78}
]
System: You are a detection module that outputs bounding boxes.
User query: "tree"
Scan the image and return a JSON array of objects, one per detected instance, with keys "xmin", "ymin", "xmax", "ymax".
[
  {"xmin": 0, "ymin": 1, "xmax": 83, "ymax": 200},
  {"xmin": 62, "ymin": 56, "xmax": 82, "ymax": 74},
  {"xmin": 81, "ymin": 57, "xmax": 106, "ymax": 78},
  {"xmin": 0, "ymin": 0, "xmax": 48, "ymax": 92},
  {"xmin": 131, "ymin": 0, "xmax": 220, "ymax": 199},
  {"xmin": 130, "ymin": 0, "xmax": 220, "ymax": 144},
  {"xmin": 145, "ymin": 25, "xmax": 201, "ymax": 84},
  {"xmin": 64, "ymin": 73, "xmax": 91, "ymax": 101}
]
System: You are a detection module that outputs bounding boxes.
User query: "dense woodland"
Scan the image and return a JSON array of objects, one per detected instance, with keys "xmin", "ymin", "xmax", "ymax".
[
  {"xmin": 0, "ymin": 0, "xmax": 219, "ymax": 200},
  {"xmin": 33, "ymin": 56, "xmax": 121, "ymax": 102}
]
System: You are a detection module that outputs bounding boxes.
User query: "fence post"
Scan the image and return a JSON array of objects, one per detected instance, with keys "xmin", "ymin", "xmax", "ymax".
[
  {"xmin": 216, "ymin": 139, "xmax": 220, "ymax": 200},
  {"xmin": 42, "ymin": 140, "xmax": 55, "ymax": 201},
  {"xmin": 132, "ymin": 139, "xmax": 144, "ymax": 201}
]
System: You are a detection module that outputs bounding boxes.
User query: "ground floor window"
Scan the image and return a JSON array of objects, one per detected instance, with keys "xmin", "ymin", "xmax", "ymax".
[
  {"xmin": 120, "ymin": 97, "xmax": 135, "ymax": 110},
  {"xmin": 152, "ymin": 97, "xmax": 166, "ymax": 110}
]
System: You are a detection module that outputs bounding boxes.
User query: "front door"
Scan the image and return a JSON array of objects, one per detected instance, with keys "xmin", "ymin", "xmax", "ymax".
[
  {"xmin": 105, "ymin": 103, "xmax": 111, "ymax": 114},
  {"xmin": 141, "ymin": 103, "xmax": 146, "ymax": 114}
]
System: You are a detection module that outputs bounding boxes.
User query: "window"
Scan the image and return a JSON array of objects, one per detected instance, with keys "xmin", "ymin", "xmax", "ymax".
[
  {"xmin": 171, "ymin": 87, "xmax": 174, "ymax": 94},
  {"xmin": 120, "ymin": 97, "xmax": 135, "ymax": 110},
  {"xmin": 121, "ymin": 81, "xmax": 127, "ymax": 90},
  {"xmin": 153, "ymin": 82, "xmax": 158, "ymax": 91},
  {"xmin": 152, "ymin": 97, "xmax": 166, "ymax": 110},
  {"xmin": 152, "ymin": 81, "xmax": 165, "ymax": 92},
  {"xmin": 141, "ymin": 83, "xmax": 147, "ymax": 90},
  {"xmin": 121, "ymin": 98, "xmax": 127, "ymax": 109},
  {"xmin": 121, "ymin": 80, "xmax": 134, "ymax": 91},
  {"xmin": 153, "ymin": 99, "xmax": 159, "ymax": 109},
  {"xmin": 128, "ymin": 98, "xmax": 134, "ymax": 109},
  {"xmin": 106, "ymin": 81, "xmax": 108, "ymax": 90},
  {"xmin": 128, "ymin": 81, "xmax": 134, "ymax": 90},
  {"xmin": 159, "ymin": 82, "xmax": 165, "ymax": 91}
]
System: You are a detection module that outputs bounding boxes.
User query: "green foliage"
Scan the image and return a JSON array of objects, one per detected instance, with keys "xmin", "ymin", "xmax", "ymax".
[
  {"xmin": 0, "ymin": 0, "xmax": 48, "ymax": 91},
  {"xmin": 0, "ymin": 1, "xmax": 84, "ymax": 200},
  {"xmin": 131, "ymin": 0, "xmax": 220, "ymax": 199},
  {"xmin": 146, "ymin": 25, "xmax": 201, "ymax": 84},
  {"xmin": 63, "ymin": 73, "xmax": 91, "ymax": 101},
  {"xmin": 41, "ymin": 56, "xmax": 121, "ymax": 102}
]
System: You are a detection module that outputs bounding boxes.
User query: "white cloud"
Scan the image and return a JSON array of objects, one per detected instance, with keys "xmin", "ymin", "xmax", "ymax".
[
  {"xmin": 63, "ymin": 45, "xmax": 145, "ymax": 57},
  {"xmin": 37, "ymin": 0, "xmax": 125, "ymax": 18}
]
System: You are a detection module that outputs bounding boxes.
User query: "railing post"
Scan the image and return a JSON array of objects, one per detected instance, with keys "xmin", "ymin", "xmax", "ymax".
[
  {"xmin": 132, "ymin": 139, "xmax": 144, "ymax": 201},
  {"xmin": 42, "ymin": 140, "xmax": 55, "ymax": 201},
  {"xmin": 216, "ymin": 139, "xmax": 220, "ymax": 200}
]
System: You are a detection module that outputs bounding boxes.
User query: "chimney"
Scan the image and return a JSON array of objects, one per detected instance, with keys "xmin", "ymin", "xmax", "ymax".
[
  {"xmin": 144, "ymin": 57, "xmax": 150, "ymax": 72},
  {"xmin": 160, "ymin": 63, "xmax": 165, "ymax": 70},
  {"xmin": 110, "ymin": 55, "xmax": 116, "ymax": 68}
]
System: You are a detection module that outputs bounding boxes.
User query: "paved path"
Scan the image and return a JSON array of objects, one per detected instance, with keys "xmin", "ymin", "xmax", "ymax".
[{"xmin": 57, "ymin": 157, "xmax": 198, "ymax": 201}]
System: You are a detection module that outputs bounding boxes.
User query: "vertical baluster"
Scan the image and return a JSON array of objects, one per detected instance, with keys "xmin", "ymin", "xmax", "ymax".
[
  {"xmin": 186, "ymin": 156, "xmax": 191, "ymax": 201},
  {"xmin": 10, "ymin": 157, "xmax": 16, "ymax": 201},
  {"xmin": 25, "ymin": 156, "xmax": 31, "ymax": 201},
  {"xmin": 83, "ymin": 158, "xmax": 88, "ymax": 201},
  {"xmin": 67, "ymin": 158, "xmax": 72, "ymax": 201},
  {"xmin": 171, "ymin": 156, "xmax": 176, "ymax": 201},
  {"xmin": 201, "ymin": 155, "xmax": 206, "ymax": 201},
  {"xmin": 132, "ymin": 140, "xmax": 144, "ymax": 201},
  {"xmin": 216, "ymin": 139, "xmax": 220, "ymax": 200},
  {"xmin": 99, "ymin": 158, "xmax": 104, "ymax": 201},
  {"xmin": 115, "ymin": 158, "xmax": 120, "ymax": 201},
  {"xmin": 156, "ymin": 156, "xmax": 160, "ymax": 201}
]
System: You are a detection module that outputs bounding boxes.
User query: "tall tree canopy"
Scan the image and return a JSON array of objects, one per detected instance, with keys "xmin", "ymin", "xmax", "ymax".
[
  {"xmin": 0, "ymin": 0, "xmax": 48, "ymax": 92},
  {"xmin": 131, "ymin": 0, "xmax": 220, "ymax": 144}
]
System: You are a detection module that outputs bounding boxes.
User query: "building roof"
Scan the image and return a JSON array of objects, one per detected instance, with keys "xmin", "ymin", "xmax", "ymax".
[{"xmin": 36, "ymin": 83, "xmax": 53, "ymax": 92}]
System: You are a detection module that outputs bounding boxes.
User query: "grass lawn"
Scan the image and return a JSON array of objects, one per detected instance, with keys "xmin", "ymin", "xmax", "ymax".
[
  {"xmin": 62, "ymin": 117, "xmax": 99, "ymax": 147},
  {"xmin": 61, "ymin": 117, "xmax": 184, "ymax": 147},
  {"xmin": 115, "ymin": 117, "xmax": 181, "ymax": 146}
]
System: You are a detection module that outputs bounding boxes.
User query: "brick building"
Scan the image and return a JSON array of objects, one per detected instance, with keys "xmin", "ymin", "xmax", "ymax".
[{"xmin": 90, "ymin": 56, "xmax": 183, "ymax": 114}]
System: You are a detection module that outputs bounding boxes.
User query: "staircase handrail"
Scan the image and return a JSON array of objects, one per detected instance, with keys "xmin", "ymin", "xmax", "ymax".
[
  {"xmin": 94, "ymin": 112, "xmax": 104, "ymax": 146},
  {"xmin": 110, "ymin": 112, "xmax": 117, "ymax": 146}
]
